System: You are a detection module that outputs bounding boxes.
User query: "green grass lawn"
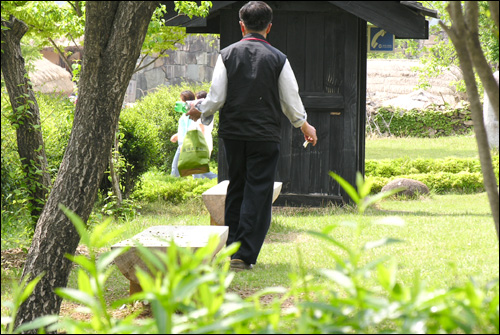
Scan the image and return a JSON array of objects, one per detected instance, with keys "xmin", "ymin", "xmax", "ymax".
[
  {"xmin": 232, "ymin": 192, "xmax": 498, "ymax": 292},
  {"xmin": 89, "ymin": 191, "xmax": 497, "ymax": 302},
  {"xmin": 365, "ymin": 134, "xmax": 481, "ymax": 160},
  {"xmin": 2, "ymin": 134, "xmax": 498, "ymax": 330}
]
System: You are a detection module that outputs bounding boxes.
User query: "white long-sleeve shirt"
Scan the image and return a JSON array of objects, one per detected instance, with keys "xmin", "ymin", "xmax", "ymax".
[{"xmin": 198, "ymin": 54, "xmax": 307, "ymax": 128}]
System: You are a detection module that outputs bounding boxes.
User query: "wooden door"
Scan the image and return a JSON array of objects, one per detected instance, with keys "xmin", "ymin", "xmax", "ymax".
[{"xmin": 217, "ymin": 2, "xmax": 366, "ymax": 205}]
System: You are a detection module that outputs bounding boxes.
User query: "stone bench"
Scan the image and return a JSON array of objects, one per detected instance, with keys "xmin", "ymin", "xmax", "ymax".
[
  {"xmin": 202, "ymin": 180, "xmax": 283, "ymax": 226},
  {"xmin": 111, "ymin": 225, "xmax": 228, "ymax": 295}
]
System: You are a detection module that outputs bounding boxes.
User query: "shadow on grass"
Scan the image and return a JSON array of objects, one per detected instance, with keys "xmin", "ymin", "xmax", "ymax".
[{"xmin": 365, "ymin": 208, "xmax": 491, "ymax": 218}]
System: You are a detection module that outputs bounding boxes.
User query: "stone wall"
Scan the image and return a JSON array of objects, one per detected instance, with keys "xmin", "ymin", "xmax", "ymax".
[{"xmin": 126, "ymin": 34, "xmax": 220, "ymax": 102}]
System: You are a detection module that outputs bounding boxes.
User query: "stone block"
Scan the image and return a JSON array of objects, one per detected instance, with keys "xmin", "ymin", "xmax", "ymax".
[
  {"xmin": 186, "ymin": 52, "xmax": 198, "ymax": 64},
  {"xmin": 112, "ymin": 225, "xmax": 228, "ymax": 295},
  {"xmin": 202, "ymin": 180, "xmax": 282, "ymax": 226},
  {"xmin": 196, "ymin": 52, "xmax": 207, "ymax": 65},
  {"xmin": 144, "ymin": 68, "xmax": 165, "ymax": 91},
  {"xmin": 189, "ymin": 38, "xmax": 204, "ymax": 52},
  {"xmin": 174, "ymin": 65, "xmax": 185, "ymax": 78},
  {"xmin": 186, "ymin": 64, "xmax": 200, "ymax": 81}
]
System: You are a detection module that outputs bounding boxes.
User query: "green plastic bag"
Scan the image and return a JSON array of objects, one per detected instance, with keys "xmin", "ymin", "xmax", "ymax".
[{"xmin": 178, "ymin": 123, "xmax": 210, "ymax": 177}]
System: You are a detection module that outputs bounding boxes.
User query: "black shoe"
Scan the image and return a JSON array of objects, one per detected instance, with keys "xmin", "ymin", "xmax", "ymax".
[{"xmin": 230, "ymin": 259, "xmax": 253, "ymax": 271}]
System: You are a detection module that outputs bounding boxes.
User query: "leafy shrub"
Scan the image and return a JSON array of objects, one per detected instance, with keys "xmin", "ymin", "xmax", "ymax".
[
  {"xmin": 368, "ymin": 105, "xmax": 473, "ymax": 137},
  {"xmin": 132, "ymin": 168, "xmax": 217, "ymax": 204},
  {"xmin": 1, "ymin": 93, "xmax": 30, "ymax": 234},
  {"xmin": 118, "ymin": 104, "xmax": 161, "ymax": 194},
  {"xmin": 36, "ymin": 93, "xmax": 74, "ymax": 178},
  {"xmin": 2, "ymin": 91, "xmax": 74, "ymax": 240},
  {"xmin": 2, "ymin": 91, "xmax": 74, "ymax": 200}
]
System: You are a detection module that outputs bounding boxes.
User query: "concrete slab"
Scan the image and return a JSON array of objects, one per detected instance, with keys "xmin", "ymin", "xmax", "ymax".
[
  {"xmin": 202, "ymin": 180, "xmax": 282, "ymax": 226},
  {"xmin": 111, "ymin": 225, "xmax": 228, "ymax": 294}
]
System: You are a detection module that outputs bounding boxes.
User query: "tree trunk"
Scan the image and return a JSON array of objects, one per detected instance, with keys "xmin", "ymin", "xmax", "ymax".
[
  {"xmin": 14, "ymin": 2, "xmax": 158, "ymax": 332},
  {"xmin": 440, "ymin": 1, "xmax": 500, "ymax": 241},
  {"xmin": 1, "ymin": 16, "xmax": 52, "ymax": 222}
]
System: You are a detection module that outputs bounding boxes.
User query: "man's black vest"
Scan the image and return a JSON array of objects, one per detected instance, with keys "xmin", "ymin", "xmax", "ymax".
[{"xmin": 219, "ymin": 33, "xmax": 287, "ymax": 143}]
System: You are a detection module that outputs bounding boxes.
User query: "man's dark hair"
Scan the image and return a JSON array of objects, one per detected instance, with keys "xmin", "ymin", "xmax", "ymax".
[{"xmin": 239, "ymin": 1, "xmax": 273, "ymax": 32}]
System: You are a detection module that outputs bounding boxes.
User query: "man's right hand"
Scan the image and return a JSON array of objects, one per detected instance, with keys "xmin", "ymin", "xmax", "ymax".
[
  {"xmin": 187, "ymin": 106, "xmax": 201, "ymax": 121},
  {"xmin": 301, "ymin": 121, "xmax": 317, "ymax": 146}
]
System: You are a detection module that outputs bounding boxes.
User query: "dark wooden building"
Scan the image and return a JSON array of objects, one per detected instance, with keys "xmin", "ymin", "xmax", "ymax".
[{"xmin": 162, "ymin": 1, "xmax": 437, "ymax": 206}]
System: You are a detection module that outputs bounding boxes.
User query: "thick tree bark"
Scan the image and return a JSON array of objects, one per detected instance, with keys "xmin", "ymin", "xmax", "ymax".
[
  {"xmin": 440, "ymin": 1, "xmax": 499, "ymax": 240},
  {"xmin": 14, "ymin": 2, "xmax": 158, "ymax": 332},
  {"xmin": 1, "ymin": 16, "xmax": 52, "ymax": 222}
]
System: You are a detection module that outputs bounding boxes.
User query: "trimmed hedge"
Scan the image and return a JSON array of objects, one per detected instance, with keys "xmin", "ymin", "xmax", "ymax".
[
  {"xmin": 368, "ymin": 105, "xmax": 473, "ymax": 137},
  {"xmin": 365, "ymin": 157, "xmax": 499, "ymax": 177},
  {"xmin": 366, "ymin": 156, "xmax": 499, "ymax": 194}
]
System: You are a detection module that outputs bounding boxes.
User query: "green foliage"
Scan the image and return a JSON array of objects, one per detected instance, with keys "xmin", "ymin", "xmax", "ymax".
[
  {"xmin": 415, "ymin": 1, "xmax": 498, "ymax": 93},
  {"xmin": 2, "ymin": 87, "xmax": 74, "ymax": 242},
  {"xmin": 174, "ymin": 1, "xmax": 212, "ymax": 19},
  {"xmin": 285, "ymin": 170, "xmax": 499, "ymax": 334},
  {"xmin": 1, "ymin": 90, "xmax": 30, "ymax": 230},
  {"xmin": 1, "ymin": 270, "xmax": 59, "ymax": 334},
  {"xmin": 366, "ymin": 156, "xmax": 500, "ymax": 193},
  {"xmin": 368, "ymin": 106, "xmax": 473, "ymax": 137},
  {"xmin": 2, "ymin": 1, "xmax": 211, "ymax": 79},
  {"xmin": 369, "ymin": 172, "xmax": 487, "ymax": 194},
  {"xmin": 52, "ymin": 205, "xmax": 134, "ymax": 333},
  {"xmin": 329, "ymin": 171, "xmax": 404, "ymax": 214},
  {"xmin": 132, "ymin": 1, "xmax": 211, "ymax": 73},
  {"xmin": 3, "ymin": 173, "xmax": 498, "ymax": 334},
  {"xmin": 97, "ymin": 192, "xmax": 141, "ymax": 222},
  {"xmin": 132, "ymin": 168, "xmax": 217, "ymax": 204},
  {"xmin": 36, "ymin": 93, "xmax": 74, "ymax": 177},
  {"xmin": 1, "ymin": 1, "xmax": 85, "ymax": 75},
  {"xmin": 289, "ymin": 221, "xmax": 499, "ymax": 334}
]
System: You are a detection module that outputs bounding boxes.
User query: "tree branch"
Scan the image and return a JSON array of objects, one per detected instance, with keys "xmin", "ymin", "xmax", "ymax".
[
  {"xmin": 488, "ymin": 1, "xmax": 499, "ymax": 31},
  {"xmin": 48, "ymin": 37, "xmax": 73, "ymax": 74},
  {"xmin": 134, "ymin": 48, "xmax": 172, "ymax": 73}
]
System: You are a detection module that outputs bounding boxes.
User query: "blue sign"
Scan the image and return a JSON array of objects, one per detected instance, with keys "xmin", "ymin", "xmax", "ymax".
[{"xmin": 368, "ymin": 26, "xmax": 394, "ymax": 52}]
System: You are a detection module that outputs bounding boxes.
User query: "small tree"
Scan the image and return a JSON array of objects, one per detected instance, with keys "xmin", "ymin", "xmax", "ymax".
[
  {"xmin": 1, "ymin": 16, "xmax": 52, "ymax": 225},
  {"xmin": 439, "ymin": 1, "xmax": 499, "ymax": 240}
]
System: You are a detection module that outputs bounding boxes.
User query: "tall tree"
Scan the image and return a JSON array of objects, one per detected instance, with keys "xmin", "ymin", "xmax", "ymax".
[
  {"xmin": 439, "ymin": 1, "xmax": 499, "ymax": 240},
  {"xmin": 1, "ymin": 16, "xmax": 51, "ymax": 223},
  {"xmin": 13, "ymin": 2, "xmax": 158, "ymax": 331}
]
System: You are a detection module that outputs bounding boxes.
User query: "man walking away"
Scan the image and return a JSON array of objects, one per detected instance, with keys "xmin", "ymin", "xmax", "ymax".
[{"xmin": 188, "ymin": 1, "xmax": 318, "ymax": 271}]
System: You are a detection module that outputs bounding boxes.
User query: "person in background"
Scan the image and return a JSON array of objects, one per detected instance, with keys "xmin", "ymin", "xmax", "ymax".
[
  {"xmin": 193, "ymin": 90, "xmax": 218, "ymax": 180},
  {"xmin": 170, "ymin": 90, "xmax": 196, "ymax": 177},
  {"xmin": 187, "ymin": 1, "xmax": 317, "ymax": 271}
]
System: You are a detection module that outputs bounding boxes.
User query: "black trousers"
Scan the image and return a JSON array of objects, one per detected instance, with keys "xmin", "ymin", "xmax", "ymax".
[{"xmin": 222, "ymin": 139, "xmax": 280, "ymax": 264}]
